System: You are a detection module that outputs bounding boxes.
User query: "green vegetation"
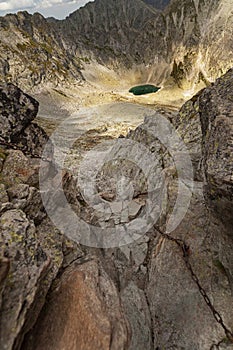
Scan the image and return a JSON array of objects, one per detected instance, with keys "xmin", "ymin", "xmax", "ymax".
[
  {"xmin": 79, "ymin": 56, "xmax": 90, "ymax": 63},
  {"xmin": 213, "ymin": 259, "xmax": 227, "ymax": 275},
  {"xmin": 40, "ymin": 42, "xmax": 53, "ymax": 55},
  {"xmin": 129, "ymin": 84, "xmax": 160, "ymax": 95},
  {"xmin": 0, "ymin": 148, "xmax": 7, "ymax": 160},
  {"xmin": 16, "ymin": 43, "xmax": 28, "ymax": 52}
]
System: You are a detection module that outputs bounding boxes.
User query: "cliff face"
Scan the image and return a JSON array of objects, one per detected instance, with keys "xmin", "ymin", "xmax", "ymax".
[
  {"xmin": 0, "ymin": 71, "xmax": 233, "ymax": 349},
  {"xmin": 0, "ymin": 0, "xmax": 232, "ymax": 91},
  {"xmin": 165, "ymin": 0, "xmax": 233, "ymax": 89}
]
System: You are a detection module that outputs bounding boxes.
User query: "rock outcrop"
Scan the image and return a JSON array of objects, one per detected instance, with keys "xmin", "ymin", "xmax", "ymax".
[
  {"xmin": 0, "ymin": 72, "xmax": 233, "ymax": 349},
  {"xmin": 0, "ymin": 83, "xmax": 38, "ymax": 141},
  {"xmin": 22, "ymin": 260, "xmax": 130, "ymax": 350},
  {"xmin": 0, "ymin": 83, "xmax": 51, "ymax": 157},
  {"xmin": 173, "ymin": 69, "xmax": 233, "ymax": 228},
  {"xmin": 0, "ymin": 84, "xmax": 84, "ymax": 350}
]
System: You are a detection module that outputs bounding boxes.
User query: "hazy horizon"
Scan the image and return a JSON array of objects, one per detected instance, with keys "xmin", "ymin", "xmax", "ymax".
[{"xmin": 0, "ymin": 0, "xmax": 93, "ymax": 19}]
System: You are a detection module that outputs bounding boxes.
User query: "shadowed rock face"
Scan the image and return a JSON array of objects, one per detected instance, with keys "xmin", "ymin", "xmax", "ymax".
[
  {"xmin": 199, "ymin": 69, "xmax": 233, "ymax": 229},
  {"xmin": 0, "ymin": 76, "xmax": 233, "ymax": 348},
  {"xmin": 0, "ymin": 84, "xmax": 38, "ymax": 141},
  {"xmin": 0, "ymin": 0, "xmax": 232, "ymax": 90},
  {"xmin": 0, "ymin": 84, "xmax": 51, "ymax": 158},
  {"xmin": 173, "ymin": 69, "xmax": 233, "ymax": 229}
]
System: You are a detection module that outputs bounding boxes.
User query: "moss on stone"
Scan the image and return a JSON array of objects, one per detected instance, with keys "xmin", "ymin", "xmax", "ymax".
[
  {"xmin": 213, "ymin": 259, "xmax": 227, "ymax": 275},
  {"xmin": 0, "ymin": 148, "xmax": 7, "ymax": 160},
  {"xmin": 16, "ymin": 43, "xmax": 28, "ymax": 52}
]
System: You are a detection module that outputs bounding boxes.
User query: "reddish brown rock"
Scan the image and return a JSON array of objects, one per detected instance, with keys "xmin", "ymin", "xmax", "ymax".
[{"xmin": 23, "ymin": 260, "xmax": 130, "ymax": 350}]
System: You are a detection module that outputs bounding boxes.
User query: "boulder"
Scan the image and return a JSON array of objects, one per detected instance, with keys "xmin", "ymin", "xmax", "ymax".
[
  {"xmin": 22, "ymin": 260, "xmax": 130, "ymax": 350},
  {"xmin": 0, "ymin": 84, "xmax": 52, "ymax": 158},
  {"xmin": 0, "ymin": 84, "xmax": 38, "ymax": 141}
]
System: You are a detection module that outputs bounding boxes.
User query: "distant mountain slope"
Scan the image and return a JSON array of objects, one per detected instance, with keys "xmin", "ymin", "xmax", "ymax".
[
  {"xmin": 57, "ymin": 0, "xmax": 163, "ymax": 66},
  {"xmin": 143, "ymin": 0, "xmax": 171, "ymax": 9},
  {"xmin": 0, "ymin": 11, "xmax": 83, "ymax": 89},
  {"xmin": 58, "ymin": 0, "xmax": 233, "ymax": 88},
  {"xmin": 0, "ymin": 0, "xmax": 232, "ymax": 91}
]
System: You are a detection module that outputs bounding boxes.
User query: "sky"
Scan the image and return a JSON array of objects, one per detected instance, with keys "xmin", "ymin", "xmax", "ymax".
[{"xmin": 0, "ymin": 0, "xmax": 93, "ymax": 19}]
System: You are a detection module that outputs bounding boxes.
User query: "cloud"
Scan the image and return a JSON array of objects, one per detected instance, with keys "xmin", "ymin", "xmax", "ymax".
[
  {"xmin": 0, "ymin": 0, "xmax": 90, "ymax": 12},
  {"xmin": 0, "ymin": 0, "xmax": 93, "ymax": 18},
  {"xmin": 0, "ymin": 0, "xmax": 35, "ymax": 11},
  {"xmin": 38, "ymin": 0, "xmax": 71, "ymax": 9}
]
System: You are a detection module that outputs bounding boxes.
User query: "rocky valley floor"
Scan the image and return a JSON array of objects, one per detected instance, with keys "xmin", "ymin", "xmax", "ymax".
[{"xmin": 33, "ymin": 89, "xmax": 176, "ymax": 172}]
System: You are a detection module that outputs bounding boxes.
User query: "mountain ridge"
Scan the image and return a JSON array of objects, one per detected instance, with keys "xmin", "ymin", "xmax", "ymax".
[{"xmin": 0, "ymin": 0, "xmax": 232, "ymax": 93}]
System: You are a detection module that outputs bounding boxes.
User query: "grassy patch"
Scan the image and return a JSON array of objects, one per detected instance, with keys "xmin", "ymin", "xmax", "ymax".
[{"xmin": 52, "ymin": 89, "xmax": 68, "ymax": 97}]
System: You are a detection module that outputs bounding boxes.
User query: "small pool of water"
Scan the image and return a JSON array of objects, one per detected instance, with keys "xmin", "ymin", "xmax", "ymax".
[{"xmin": 129, "ymin": 84, "xmax": 161, "ymax": 95}]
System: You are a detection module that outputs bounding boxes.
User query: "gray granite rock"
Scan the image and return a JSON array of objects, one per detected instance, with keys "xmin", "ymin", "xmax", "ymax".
[
  {"xmin": 0, "ymin": 84, "xmax": 38, "ymax": 141},
  {"xmin": 0, "ymin": 68, "xmax": 233, "ymax": 350},
  {"xmin": 199, "ymin": 69, "xmax": 233, "ymax": 229},
  {"xmin": 0, "ymin": 84, "xmax": 53, "ymax": 160}
]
